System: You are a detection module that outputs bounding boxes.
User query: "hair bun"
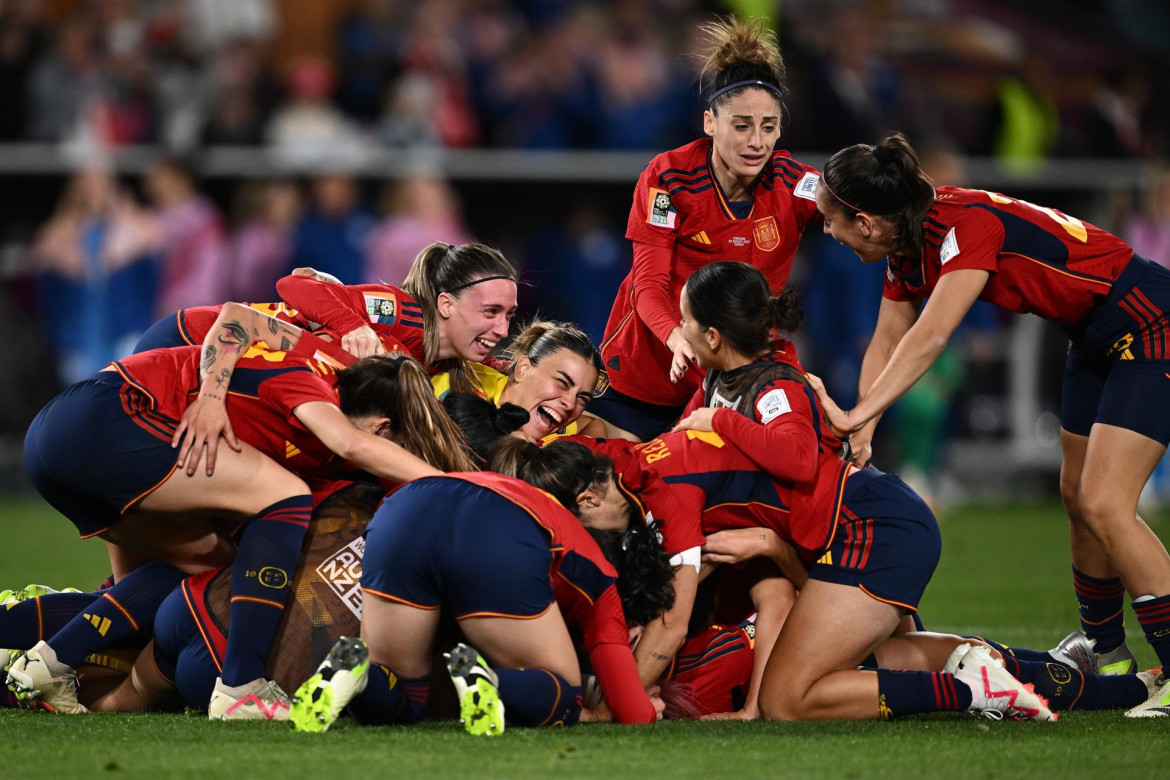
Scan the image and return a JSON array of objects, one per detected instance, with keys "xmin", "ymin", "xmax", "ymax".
[
  {"xmin": 495, "ymin": 402, "xmax": 531, "ymax": 434},
  {"xmin": 872, "ymin": 144, "xmax": 895, "ymax": 165}
]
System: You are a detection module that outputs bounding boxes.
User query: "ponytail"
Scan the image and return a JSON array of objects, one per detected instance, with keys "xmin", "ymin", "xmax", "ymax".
[{"xmin": 685, "ymin": 261, "xmax": 802, "ymax": 356}]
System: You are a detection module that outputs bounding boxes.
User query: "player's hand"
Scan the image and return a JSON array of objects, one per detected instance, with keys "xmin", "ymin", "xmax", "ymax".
[
  {"xmin": 701, "ymin": 528, "xmax": 780, "ymax": 565},
  {"xmin": 805, "ymin": 372, "xmax": 854, "ymax": 436},
  {"xmin": 666, "ymin": 327, "xmax": 697, "ymax": 385},
  {"xmin": 848, "ymin": 430, "xmax": 874, "ymax": 468},
  {"xmin": 341, "ymin": 325, "xmax": 384, "ymax": 358},
  {"xmin": 172, "ymin": 394, "xmax": 242, "ymax": 476},
  {"xmin": 671, "ymin": 407, "xmax": 716, "ymax": 434},
  {"xmin": 290, "ymin": 266, "xmax": 343, "ymax": 284}
]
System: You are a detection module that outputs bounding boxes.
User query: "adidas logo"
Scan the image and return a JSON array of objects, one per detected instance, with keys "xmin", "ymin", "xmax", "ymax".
[
  {"xmin": 83, "ymin": 613, "xmax": 112, "ymax": 636},
  {"xmin": 285, "ymin": 441, "xmax": 301, "ymax": 459},
  {"xmin": 689, "ymin": 231, "xmax": 711, "ymax": 245}
]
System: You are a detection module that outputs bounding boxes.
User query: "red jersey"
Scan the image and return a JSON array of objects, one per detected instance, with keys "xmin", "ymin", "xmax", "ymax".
[
  {"xmin": 275, "ymin": 275, "xmax": 425, "ymax": 361},
  {"xmin": 459, "ymin": 471, "xmax": 656, "ymax": 724},
  {"xmin": 680, "ymin": 342, "xmax": 842, "ymax": 484},
  {"xmin": 602, "ymin": 138, "xmax": 821, "ymax": 406},
  {"xmin": 883, "ymin": 187, "xmax": 1134, "ymax": 326},
  {"xmin": 613, "ymin": 430, "xmax": 851, "ymax": 564},
  {"xmin": 111, "ymin": 343, "xmax": 344, "ymax": 478},
  {"xmin": 666, "ymin": 622, "xmax": 754, "ymax": 718}
]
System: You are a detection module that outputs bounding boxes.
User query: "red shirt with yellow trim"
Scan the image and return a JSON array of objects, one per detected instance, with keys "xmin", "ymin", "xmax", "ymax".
[
  {"xmin": 564, "ymin": 431, "xmax": 850, "ymax": 564},
  {"xmin": 112, "ymin": 343, "xmax": 343, "ymax": 477},
  {"xmin": 680, "ymin": 342, "xmax": 842, "ymax": 485},
  {"xmin": 601, "ymin": 138, "xmax": 821, "ymax": 406},
  {"xmin": 458, "ymin": 471, "xmax": 656, "ymax": 724},
  {"xmin": 883, "ymin": 187, "xmax": 1134, "ymax": 326}
]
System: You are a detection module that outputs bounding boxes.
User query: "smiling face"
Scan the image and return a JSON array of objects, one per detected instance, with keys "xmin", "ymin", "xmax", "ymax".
[
  {"xmin": 704, "ymin": 88, "xmax": 782, "ymax": 191},
  {"xmin": 503, "ymin": 348, "xmax": 599, "ymax": 441},
  {"xmin": 436, "ymin": 277, "xmax": 518, "ymax": 361},
  {"xmin": 815, "ymin": 183, "xmax": 897, "ymax": 264}
]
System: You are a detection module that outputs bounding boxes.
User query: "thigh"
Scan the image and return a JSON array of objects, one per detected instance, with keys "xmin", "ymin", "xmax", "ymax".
[
  {"xmin": 1094, "ymin": 359, "xmax": 1170, "ymax": 447},
  {"xmin": 460, "ymin": 604, "xmax": 583, "ymax": 686},
  {"xmin": 759, "ymin": 579, "xmax": 902, "ymax": 702},
  {"xmin": 99, "ymin": 512, "xmax": 236, "ymax": 574},
  {"xmin": 1060, "ymin": 343, "xmax": 1107, "ymax": 438},
  {"xmin": 139, "ymin": 440, "xmax": 308, "ymax": 516},
  {"xmin": 360, "ymin": 593, "xmax": 442, "ymax": 680}
]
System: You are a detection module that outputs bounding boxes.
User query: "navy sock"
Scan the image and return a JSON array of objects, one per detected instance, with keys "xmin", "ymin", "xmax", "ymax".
[
  {"xmin": 1134, "ymin": 594, "xmax": 1170, "ymax": 669},
  {"xmin": 349, "ymin": 663, "xmax": 430, "ymax": 725},
  {"xmin": 969, "ymin": 636, "xmax": 1053, "ymax": 664},
  {"xmin": 1009, "ymin": 658, "xmax": 1150, "ymax": 711},
  {"xmin": 48, "ymin": 561, "xmax": 187, "ymax": 668},
  {"xmin": 0, "ymin": 592, "xmax": 102, "ymax": 649},
  {"xmin": 1073, "ymin": 566, "xmax": 1126, "ymax": 654},
  {"xmin": 875, "ymin": 669, "xmax": 972, "ymax": 718},
  {"xmin": 495, "ymin": 668, "xmax": 581, "ymax": 727},
  {"xmin": 220, "ymin": 496, "xmax": 312, "ymax": 686}
]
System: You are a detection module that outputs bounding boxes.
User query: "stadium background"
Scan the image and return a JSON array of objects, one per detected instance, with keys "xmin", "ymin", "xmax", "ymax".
[{"xmin": 0, "ymin": 2, "xmax": 1169, "ymax": 773}]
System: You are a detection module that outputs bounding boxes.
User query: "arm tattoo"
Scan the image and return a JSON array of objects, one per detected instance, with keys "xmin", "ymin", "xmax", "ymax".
[
  {"xmin": 216, "ymin": 321, "xmax": 249, "ymax": 351},
  {"xmin": 650, "ymin": 652, "xmax": 671, "ymax": 661},
  {"xmin": 267, "ymin": 317, "xmax": 280, "ymax": 335},
  {"xmin": 280, "ymin": 336, "xmax": 293, "ymax": 350},
  {"xmin": 201, "ymin": 346, "xmax": 216, "ymax": 375},
  {"xmin": 214, "ymin": 368, "xmax": 231, "ymax": 390}
]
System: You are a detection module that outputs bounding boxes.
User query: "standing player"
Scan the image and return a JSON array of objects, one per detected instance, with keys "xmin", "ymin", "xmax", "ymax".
[
  {"xmin": 593, "ymin": 16, "xmax": 822, "ymax": 441},
  {"xmin": 808, "ymin": 132, "xmax": 1170, "ymax": 717}
]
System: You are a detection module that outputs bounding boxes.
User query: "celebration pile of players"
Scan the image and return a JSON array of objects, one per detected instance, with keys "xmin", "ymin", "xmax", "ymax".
[{"xmin": 3, "ymin": 16, "xmax": 1168, "ymax": 731}]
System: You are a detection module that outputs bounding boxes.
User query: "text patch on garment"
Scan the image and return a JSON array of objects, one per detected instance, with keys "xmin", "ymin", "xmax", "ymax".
[
  {"xmin": 756, "ymin": 388, "xmax": 791, "ymax": 423},
  {"xmin": 939, "ymin": 228, "xmax": 960, "ymax": 266},
  {"xmin": 794, "ymin": 172, "xmax": 819, "ymax": 201},
  {"xmin": 316, "ymin": 536, "xmax": 366, "ymax": 620}
]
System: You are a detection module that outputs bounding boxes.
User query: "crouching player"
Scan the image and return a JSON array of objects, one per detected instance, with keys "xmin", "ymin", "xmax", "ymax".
[{"xmin": 290, "ymin": 430, "xmax": 674, "ymax": 734}]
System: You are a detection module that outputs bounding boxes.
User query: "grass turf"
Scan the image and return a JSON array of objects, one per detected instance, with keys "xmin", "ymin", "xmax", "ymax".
[{"xmin": 1, "ymin": 495, "xmax": 1167, "ymax": 779}]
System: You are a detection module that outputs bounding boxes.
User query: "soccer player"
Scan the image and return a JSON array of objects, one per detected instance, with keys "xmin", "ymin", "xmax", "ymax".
[
  {"xmin": 808, "ymin": 131, "xmax": 1170, "ymax": 717},
  {"xmin": 670, "ymin": 261, "xmax": 843, "ymax": 481},
  {"xmin": 292, "ymin": 430, "xmax": 672, "ymax": 733},
  {"xmin": 433, "ymin": 320, "xmax": 608, "ymax": 441},
  {"xmin": 592, "ymin": 17, "xmax": 822, "ymax": 441},
  {"xmin": 11, "ymin": 306, "xmax": 471, "ymax": 719}
]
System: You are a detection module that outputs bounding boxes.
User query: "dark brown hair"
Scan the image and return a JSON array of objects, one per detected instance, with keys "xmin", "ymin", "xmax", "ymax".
[
  {"xmin": 698, "ymin": 16, "xmax": 786, "ymax": 119},
  {"xmin": 821, "ymin": 132, "xmax": 937, "ymax": 253},
  {"xmin": 684, "ymin": 261, "xmax": 802, "ymax": 356}
]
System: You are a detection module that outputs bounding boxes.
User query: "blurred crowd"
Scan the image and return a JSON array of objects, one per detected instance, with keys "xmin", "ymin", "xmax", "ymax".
[{"xmin": 0, "ymin": 0, "xmax": 1167, "ymax": 159}]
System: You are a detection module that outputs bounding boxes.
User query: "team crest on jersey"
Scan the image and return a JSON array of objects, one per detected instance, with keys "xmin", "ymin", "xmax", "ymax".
[
  {"xmin": 316, "ymin": 537, "xmax": 365, "ymax": 620},
  {"xmin": 593, "ymin": 369, "xmax": 611, "ymax": 397},
  {"xmin": 753, "ymin": 216, "xmax": 780, "ymax": 252},
  {"xmin": 647, "ymin": 188, "xmax": 677, "ymax": 229},
  {"xmin": 365, "ymin": 293, "xmax": 397, "ymax": 325}
]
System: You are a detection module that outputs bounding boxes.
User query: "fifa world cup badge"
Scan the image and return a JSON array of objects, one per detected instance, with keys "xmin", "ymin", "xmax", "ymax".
[
  {"xmin": 648, "ymin": 188, "xmax": 676, "ymax": 229},
  {"xmin": 753, "ymin": 216, "xmax": 780, "ymax": 252}
]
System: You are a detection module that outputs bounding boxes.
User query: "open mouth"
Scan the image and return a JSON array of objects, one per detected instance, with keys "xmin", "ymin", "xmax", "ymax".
[
  {"xmin": 534, "ymin": 405, "xmax": 564, "ymax": 431},
  {"xmin": 741, "ymin": 154, "xmax": 765, "ymax": 167},
  {"xmin": 473, "ymin": 337, "xmax": 497, "ymax": 354}
]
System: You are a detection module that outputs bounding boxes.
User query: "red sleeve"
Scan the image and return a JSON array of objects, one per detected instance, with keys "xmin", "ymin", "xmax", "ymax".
[
  {"xmin": 939, "ymin": 210, "xmax": 1004, "ymax": 277},
  {"xmin": 258, "ymin": 368, "xmax": 339, "ymax": 421},
  {"xmin": 882, "ymin": 258, "xmax": 917, "ymax": 302},
  {"xmin": 625, "ymin": 163, "xmax": 678, "ymax": 251},
  {"xmin": 621, "ymin": 469, "xmax": 705, "ymax": 556},
  {"xmin": 586, "ymin": 588, "xmax": 657, "ymax": 724},
  {"xmin": 630, "ymin": 242, "xmax": 679, "ymax": 345},
  {"xmin": 276, "ymin": 275, "xmax": 369, "ymax": 336},
  {"xmin": 710, "ymin": 381, "xmax": 818, "ymax": 483}
]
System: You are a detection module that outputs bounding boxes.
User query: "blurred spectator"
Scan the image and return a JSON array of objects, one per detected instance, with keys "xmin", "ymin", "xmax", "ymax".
[
  {"xmin": 142, "ymin": 157, "xmax": 231, "ymax": 317},
  {"xmin": 366, "ymin": 175, "xmax": 469, "ymax": 285},
  {"xmin": 1122, "ymin": 165, "xmax": 1170, "ymax": 268},
  {"xmin": 992, "ymin": 50, "xmax": 1060, "ymax": 174},
  {"xmin": 229, "ymin": 178, "xmax": 301, "ymax": 301},
  {"xmin": 266, "ymin": 55, "xmax": 362, "ymax": 159},
  {"xmin": 336, "ymin": 0, "xmax": 404, "ymax": 123},
  {"xmin": 1082, "ymin": 66, "xmax": 1155, "ymax": 159},
  {"xmin": 527, "ymin": 204, "xmax": 628, "ymax": 345},
  {"xmin": 181, "ymin": 0, "xmax": 277, "ymax": 55},
  {"xmin": 30, "ymin": 168, "xmax": 157, "ymax": 384},
  {"xmin": 289, "ymin": 173, "xmax": 373, "ymax": 284},
  {"xmin": 0, "ymin": 1, "xmax": 45, "ymax": 141},
  {"xmin": 25, "ymin": 16, "xmax": 100, "ymax": 142},
  {"xmin": 201, "ymin": 40, "xmax": 282, "ymax": 146},
  {"xmin": 396, "ymin": 0, "xmax": 479, "ymax": 147}
]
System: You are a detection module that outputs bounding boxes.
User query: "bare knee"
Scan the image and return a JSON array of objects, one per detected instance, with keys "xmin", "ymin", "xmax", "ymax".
[{"xmin": 758, "ymin": 682, "xmax": 810, "ymax": 722}]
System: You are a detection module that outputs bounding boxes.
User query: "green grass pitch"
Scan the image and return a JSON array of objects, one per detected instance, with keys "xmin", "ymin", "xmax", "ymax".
[{"xmin": 1, "ymin": 494, "xmax": 1167, "ymax": 779}]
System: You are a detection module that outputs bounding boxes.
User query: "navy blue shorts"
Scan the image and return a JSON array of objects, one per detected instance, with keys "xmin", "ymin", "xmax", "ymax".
[
  {"xmin": 1062, "ymin": 255, "xmax": 1170, "ymax": 444},
  {"xmin": 23, "ymin": 372, "xmax": 179, "ymax": 538},
  {"xmin": 134, "ymin": 312, "xmax": 195, "ymax": 353},
  {"xmin": 808, "ymin": 468, "xmax": 941, "ymax": 612},
  {"xmin": 587, "ymin": 380, "xmax": 683, "ymax": 442},
  {"xmin": 152, "ymin": 580, "xmax": 220, "ymax": 710},
  {"xmin": 361, "ymin": 479, "xmax": 556, "ymax": 620}
]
